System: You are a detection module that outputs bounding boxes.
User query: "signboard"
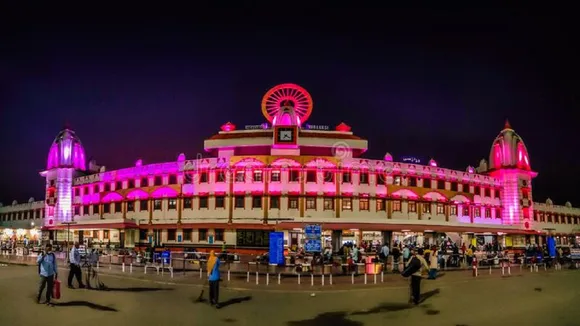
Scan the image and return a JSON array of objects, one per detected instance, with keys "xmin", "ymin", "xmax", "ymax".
[
  {"xmin": 177, "ymin": 235, "xmax": 182, "ymax": 243},
  {"xmin": 400, "ymin": 156, "xmax": 422, "ymax": 164},
  {"xmin": 304, "ymin": 224, "xmax": 322, "ymax": 253},
  {"xmin": 304, "ymin": 124, "xmax": 330, "ymax": 131},
  {"xmin": 547, "ymin": 236, "xmax": 556, "ymax": 257},
  {"xmin": 269, "ymin": 232, "xmax": 285, "ymax": 265},
  {"xmin": 244, "ymin": 123, "xmax": 269, "ymax": 130},
  {"xmin": 161, "ymin": 251, "xmax": 171, "ymax": 264},
  {"xmin": 208, "ymin": 235, "xmax": 214, "ymax": 244},
  {"xmin": 570, "ymin": 249, "xmax": 580, "ymax": 260}
]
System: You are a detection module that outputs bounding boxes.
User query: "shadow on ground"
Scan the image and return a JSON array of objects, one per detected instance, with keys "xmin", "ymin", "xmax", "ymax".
[
  {"xmin": 91, "ymin": 283, "xmax": 174, "ymax": 292},
  {"xmin": 287, "ymin": 312, "xmax": 363, "ymax": 326},
  {"xmin": 217, "ymin": 296, "xmax": 252, "ymax": 309},
  {"xmin": 53, "ymin": 301, "xmax": 118, "ymax": 312}
]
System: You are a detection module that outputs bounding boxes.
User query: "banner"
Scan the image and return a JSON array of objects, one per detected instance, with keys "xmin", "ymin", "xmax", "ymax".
[{"xmin": 269, "ymin": 232, "xmax": 285, "ymax": 265}]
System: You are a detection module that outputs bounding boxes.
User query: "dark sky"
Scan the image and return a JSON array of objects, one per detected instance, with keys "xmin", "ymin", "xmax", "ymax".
[{"xmin": 1, "ymin": 5, "xmax": 578, "ymax": 206}]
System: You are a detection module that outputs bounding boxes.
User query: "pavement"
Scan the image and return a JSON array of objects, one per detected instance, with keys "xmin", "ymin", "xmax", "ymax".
[{"xmin": 1, "ymin": 262, "xmax": 580, "ymax": 326}]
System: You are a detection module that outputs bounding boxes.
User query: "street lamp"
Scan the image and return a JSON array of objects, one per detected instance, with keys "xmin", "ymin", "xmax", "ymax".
[{"xmin": 62, "ymin": 221, "xmax": 77, "ymax": 259}]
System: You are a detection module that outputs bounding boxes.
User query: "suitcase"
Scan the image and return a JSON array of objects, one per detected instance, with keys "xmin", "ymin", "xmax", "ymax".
[{"xmin": 53, "ymin": 279, "xmax": 61, "ymax": 299}]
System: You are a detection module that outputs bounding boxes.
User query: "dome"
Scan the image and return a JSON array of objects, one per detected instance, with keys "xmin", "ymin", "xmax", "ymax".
[
  {"xmin": 272, "ymin": 102, "xmax": 301, "ymax": 127},
  {"xmin": 46, "ymin": 127, "xmax": 86, "ymax": 170},
  {"xmin": 488, "ymin": 120, "xmax": 531, "ymax": 171},
  {"xmin": 546, "ymin": 198, "xmax": 553, "ymax": 205}
]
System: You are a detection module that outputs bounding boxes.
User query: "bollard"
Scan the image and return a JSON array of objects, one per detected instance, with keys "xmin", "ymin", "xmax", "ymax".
[
  {"xmin": 374, "ymin": 273, "xmax": 377, "ymax": 284},
  {"xmin": 97, "ymin": 261, "xmax": 100, "ymax": 270},
  {"xmin": 502, "ymin": 266, "xmax": 505, "ymax": 275},
  {"xmin": 228, "ymin": 270, "xmax": 231, "ymax": 282},
  {"xmin": 322, "ymin": 274, "xmax": 325, "ymax": 286},
  {"xmin": 330, "ymin": 273, "xmax": 333, "ymax": 285},
  {"xmin": 130, "ymin": 263, "xmax": 133, "ymax": 273},
  {"xmin": 255, "ymin": 271, "xmax": 259, "ymax": 285},
  {"xmin": 298, "ymin": 273, "xmax": 301, "ymax": 285},
  {"xmin": 364, "ymin": 273, "xmax": 367, "ymax": 285},
  {"xmin": 489, "ymin": 265, "xmax": 492, "ymax": 275},
  {"xmin": 122, "ymin": 262, "xmax": 125, "ymax": 273},
  {"xmin": 200, "ymin": 267, "xmax": 203, "ymax": 279},
  {"xmin": 144, "ymin": 266, "xmax": 147, "ymax": 274},
  {"xmin": 246, "ymin": 271, "xmax": 250, "ymax": 283},
  {"xmin": 530, "ymin": 265, "xmax": 533, "ymax": 272},
  {"xmin": 351, "ymin": 272, "xmax": 354, "ymax": 284},
  {"xmin": 278, "ymin": 273, "xmax": 281, "ymax": 285},
  {"xmin": 535, "ymin": 265, "xmax": 539, "ymax": 272},
  {"xmin": 381, "ymin": 271, "xmax": 384, "ymax": 283},
  {"xmin": 311, "ymin": 274, "xmax": 314, "ymax": 286},
  {"xmin": 508, "ymin": 266, "xmax": 511, "ymax": 275},
  {"xmin": 266, "ymin": 273, "xmax": 269, "ymax": 285}
]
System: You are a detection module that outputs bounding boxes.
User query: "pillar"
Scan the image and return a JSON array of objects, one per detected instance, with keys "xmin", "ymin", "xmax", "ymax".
[
  {"xmin": 228, "ymin": 169, "xmax": 234, "ymax": 224},
  {"xmin": 387, "ymin": 199, "xmax": 392, "ymax": 219},
  {"xmin": 331, "ymin": 230, "xmax": 342, "ymax": 252},
  {"xmin": 263, "ymin": 170, "xmax": 269, "ymax": 224},
  {"xmin": 122, "ymin": 200, "xmax": 127, "ymax": 219},
  {"xmin": 444, "ymin": 203, "xmax": 450, "ymax": 222},
  {"xmin": 299, "ymin": 170, "xmax": 305, "ymax": 218},
  {"xmin": 99, "ymin": 203, "xmax": 104, "ymax": 219},
  {"xmin": 177, "ymin": 195, "xmax": 182, "ymax": 225},
  {"xmin": 382, "ymin": 231, "xmax": 393, "ymax": 247},
  {"xmin": 417, "ymin": 202, "xmax": 422, "ymax": 220},
  {"xmin": 335, "ymin": 171, "xmax": 341, "ymax": 218},
  {"xmin": 148, "ymin": 199, "xmax": 153, "ymax": 224}
]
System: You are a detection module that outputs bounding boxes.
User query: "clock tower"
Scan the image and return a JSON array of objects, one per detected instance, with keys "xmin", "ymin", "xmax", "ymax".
[{"xmin": 271, "ymin": 102, "xmax": 300, "ymax": 156}]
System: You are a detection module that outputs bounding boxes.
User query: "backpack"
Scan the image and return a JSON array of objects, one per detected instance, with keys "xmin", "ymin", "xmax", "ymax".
[
  {"xmin": 401, "ymin": 256, "xmax": 421, "ymax": 277},
  {"xmin": 38, "ymin": 253, "xmax": 55, "ymax": 274}
]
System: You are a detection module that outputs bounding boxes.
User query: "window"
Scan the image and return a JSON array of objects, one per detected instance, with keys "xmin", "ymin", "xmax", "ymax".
[
  {"xmin": 127, "ymin": 201, "xmax": 135, "ymax": 212},
  {"xmin": 270, "ymin": 196, "xmax": 280, "ymax": 209},
  {"xmin": 533, "ymin": 211, "xmax": 539, "ymax": 221},
  {"xmin": 104, "ymin": 183, "xmax": 111, "ymax": 192},
  {"xmin": 494, "ymin": 189, "xmax": 500, "ymax": 198},
  {"xmin": 141, "ymin": 177, "xmax": 149, "ymax": 187},
  {"xmin": 485, "ymin": 208, "xmax": 491, "ymax": 218},
  {"xmin": 235, "ymin": 171, "xmax": 245, "ymax": 182},
  {"xmin": 437, "ymin": 180, "xmax": 445, "ymax": 190},
  {"xmin": 37, "ymin": 209, "xmax": 42, "ymax": 218},
  {"xmin": 153, "ymin": 199, "xmax": 162, "ymax": 210},
  {"xmin": 252, "ymin": 196, "xmax": 262, "ymax": 209},
  {"xmin": 474, "ymin": 208, "xmax": 480, "ymax": 217},
  {"xmin": 324, "ymin": 171, "xmax": 334, "ymax": 183},
  {"xmin": 103, "ymin": 204, "xmax": 110, "ymax": 213},
  {"xmin": 450, "ymin": 205, "xmax": 457, "ymax": 215},
  {"xmin": 484, "ymin": 188, "xmax": 491, "ymax": 197},
  {"xmin": 393, "ymin": 200, "xmax": 402, "ymax": 212},
  {"xmin": 436, "ymin": 203, "xmax": 444, "ymax": 214},
  {"xmin": 183, "ymin": 229, "xmax": 192, "ymax": 241},
  {"xmin": 408, "ymin": 177, "xmax": 417, "ymax": 187},
  {"xmin": 103, "ymin": 230, "xmax": 110, "ymax": 239},
  {"xmin": 306, "ymin": 171, "xmax": 317, "ymax": 182},
  {"xmin": 394, "ymin": 176, "xmax": 401, "ymax": 186},
  {"xmin": 199, "ymin": 196, "xmax": 208, "ymax": 209},
  {"xmin": 215, "ymin": 229, "xmax": 224, "ymax": 241},
  {"xmin": 93, "ymin": 204, "xmax": 99, "ymax": 215},
  {"xmin": 324, "ymin": 197, "xmax": 334, "ymax": 210},
  {"xmin": 235, "ymin": 196, "xmax": 245, "ymax": 208},
  {"xmin": 289, "ymin": 170, "xmax": 300, "ymax": 182},
  {"xmin": 376, "ymin": 174, "xmax": 385, "ymax": 185},
  {"xmin": 423, "ymin": 179, "xmax": 431, "ymax": 188},
  {"xmin": 271, "ymin": 171, "xmax": 281, "ymax": 182},
  {"xmin": 200, "ymin": 172, "xmax": 208, "ymax": 183},
  {"xmin": 199, "ymin": 229, "xmax": 208, "ymax": 241},
  {"xmin": 215, "ymin": 196, "xmax": 225, "ymax": 208},
  {"xmin": 474, "ymin": 186, "xmax": 481, "ymax": 195},
  {"xmin": 154, "ymin": 176, "xmax": 163, "ymax": 186},
  {"xmin": 450, "ymin": 182, "xmax": 458, "ymax": 192},
  {"xmin": 495, "ymin": 208, "xmax": 501, "ymax": 219},
  {"xmin": 168, "ymin": 175, "xmax": 178, "ymax": 185},
  {"xmin": 306, "ymin": 197, "xmax": 316, "ymax": 210},
  {"xmin": 74, "ymin": 206, "xmax": 80, "ymax": 216},
  {"xmin": 74, "ymin": 188, "xmax": 80, "ymax": 196},
  {"xmin": 359, "ymin": 172, "xmax": 369, "ymax": 184},
  {"xmin": 140, "ymin": 200, "xmax": 148, "ymax": 211},
  {"xmin": 94, "ymin": 184, "xmax": 100, "ymax": 193},
  {"xmin": 342, "ymin": 172, "xmax": 351, "ymax": 183},
  {"xmin": 167, "ymin": 229, "xmax": 176, "ymax": 241},
  {"xmin": 126, "ymin": 179, "xmax": 134, "ymax": 188},
  {"xmin": 423, "ymin": 203, "xmax": 431, "ymax": 214},
  {"xmin": 253, "ymin": 170, "xmax": 263, "ymax": 182},
  {"xmin": 376, "ymin": 198, "xmax": 385, "ymax": 211},
  {"xmin": 359, "ymin": 198, "xmax": 369, "ymax": 210},
  {"xmin": 288, "ymin": 196, "xmax": 299, "ymax": 209},
  {"xmin": 168, "ymin": 198, "xmax": 177, "ymax": 210},
  {"xmin": 184, "ymin": 197, "xmax": 193, "ymax": 209},
  {"xmin": 342, "ymin": 198, "xmax": 352, "ymax": 210},
  {"xmin": 216, "ymin": 171, "xmax": 226, "ymax": 182},
  {"xmin": 113, "ymin": 202, "xmax": 121, "ymax": 213},
  {"xmin": 462, "ymin": 184, "xmax": 469, "ymax": 193},
  {"xmin": 462, "ymin": 206, "xmax": 470, "ymax": 216},
  {"xmin": 115, "ymin": 181, "xmax": 122, "ymax": 190}
]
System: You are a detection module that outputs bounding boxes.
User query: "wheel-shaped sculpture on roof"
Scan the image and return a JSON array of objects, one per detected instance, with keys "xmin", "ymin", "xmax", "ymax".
[{"xmin": 261, "ymin": 83, "xmax": 313, "ymax": 124}]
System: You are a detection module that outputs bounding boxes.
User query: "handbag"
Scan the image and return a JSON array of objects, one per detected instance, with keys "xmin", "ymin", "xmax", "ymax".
[
  {"xmin": 401, "ymin": 256, "xmax": 421, "ymax": 277},
  {"xmin": 53, "ymin": 279, "xmax": 61, "ymax": 299}
]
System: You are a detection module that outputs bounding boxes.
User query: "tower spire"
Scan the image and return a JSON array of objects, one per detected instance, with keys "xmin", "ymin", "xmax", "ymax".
[{"xmin": 504, "ymin": 119, "xmax": 512, "ymax": 130}]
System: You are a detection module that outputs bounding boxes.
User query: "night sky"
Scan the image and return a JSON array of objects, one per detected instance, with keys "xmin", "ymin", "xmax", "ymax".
[{"xmin": 1, "ymin": 6, "xmax": 578, "ymax": 206}]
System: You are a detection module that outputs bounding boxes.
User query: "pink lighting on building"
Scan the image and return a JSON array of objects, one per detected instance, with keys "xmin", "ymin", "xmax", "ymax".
[
  {"xmin": 221, "ymin": 122, "xmax": 236, "ymax": 132},
  {"xmin": 336, "ymin": 122, "xmax": 351, "ymax": 132},
  {"xmin": 151, "ymin": 187, "xmax": 178, "ymax": 198},
  {"xmin": 101, "ymin": 192, "xmax": 123, "ymax": 203},
  {"xmin": 261, "ymin": 83, "xmax": 313, "ymax": 124},
  {"xmin": 429, "ymin": 159, "xmax": 437, "ymax": 167},
  {"xmin": 135, "ymin": 159, "xmax": 143, "ymax": 167}
]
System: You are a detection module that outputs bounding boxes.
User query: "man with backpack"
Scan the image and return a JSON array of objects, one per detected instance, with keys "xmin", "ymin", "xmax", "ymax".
[
  {"xmin": 401, "ymin": 248, "xmax": 430, "ymax": 305},
  {"xmin": 37, "ymin": 244, "xmax": 58, "ymax": 306}
]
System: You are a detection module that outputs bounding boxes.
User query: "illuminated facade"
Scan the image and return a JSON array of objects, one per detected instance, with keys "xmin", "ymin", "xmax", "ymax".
[{"xmin": 1, "ymin": 83, "xmax": 579, "ymax": 249}]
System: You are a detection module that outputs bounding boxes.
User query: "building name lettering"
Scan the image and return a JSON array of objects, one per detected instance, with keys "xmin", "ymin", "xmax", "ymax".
[
  {"xmin": 73, "ymin": 174, "xmax": 101, "ymax": 185},
  {"xmin": 304, "ymin": 124, "xmax": 330, "ymax": 131},
  {"xmin": 244, "ymin": 123, "xmax": 269, "ymax": 130}
]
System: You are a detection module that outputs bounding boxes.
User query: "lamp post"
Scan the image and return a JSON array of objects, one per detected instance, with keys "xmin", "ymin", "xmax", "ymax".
[{"xmin": 62, "ymin": 221, "xmax": 77, "ymax": 260}]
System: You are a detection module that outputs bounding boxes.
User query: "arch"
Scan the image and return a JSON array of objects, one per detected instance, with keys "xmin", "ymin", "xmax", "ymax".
[
  {"xmin": 271, "ymin": 158, "xmax": 301, "ymax": 168},
  {"xmin": 304, "ymin": 158, "xmax": 337, "ymax": 169},
  {"xmin": 450, "ymin": 194, "xmax": 471, "ymax": 204},
  {"xmin": 423, "ymin": 191, "xmax": 448, "ymax": 201},
  {"xmin": 126, "ymin": 189, "xmax": 149, "ymax": 200},
  {"xmin": 151, "ymin": 187, "xmax": 178, "ymax": 198},
  {"xmin": 233, "ymin": 157, "xmax": 267, "ymax": 168},
  {"xmin": 391, "ymin": 188, "xmax": 419, "ymax": 199},
  {"xmin": 101, "ymin": 192, "xmax": 123, "ymax": 203}
]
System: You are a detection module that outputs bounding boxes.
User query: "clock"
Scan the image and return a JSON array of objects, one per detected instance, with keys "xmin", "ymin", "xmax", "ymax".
[{"xmin": 273, "ymin": 126, "xmax": 298, "ymax": 145}]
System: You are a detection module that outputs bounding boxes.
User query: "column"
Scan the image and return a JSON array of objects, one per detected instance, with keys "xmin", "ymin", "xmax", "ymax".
[
  {"xmin": 228, "ymin": 169, "xmax": 234, "ymax": 224},
  {"xmin": 469, "ymin": 205, "xmax": 474, "ymax": 223},
  {"xmin": 417, "ymin": 202, "xmax": 422, "ymax": 220},
  {"xmin": 387, "ymin": 199, "xmax": 392, "ymax": 219},
  {"xmin": 444, "ymin": 203, "xmax": 450, "ymax": 222},
  {"xmin": 332, "ymin": 230, "xmax": 342, "ymax": 252},
  {"xmin": 263, "ymin": 170, "xmax": 269, "ymax": 224},
  {"xmin": 148, "ymin": 199, "xmax": 153, "ymax": 224},
  {"xmin": 382, "ymin": 231, "xmax": 392, "ymax": 247},
  {"xmin": 99, "ymin": 203, "xmax": 104, "ymax": 219},
  {"xmin": 177, "ymin": 194, "xmax": 183, "ymax": 225},
  {"xmin": 122, "ymin": 200, "xmax": 127, "ymax": 219},
  {"xmin": 299, "ymin": 169, "xmax": 305, "ymax": 218},
  {"xmin": 335, "ymin": 171, "xmax": 341, "ymax": 218}
]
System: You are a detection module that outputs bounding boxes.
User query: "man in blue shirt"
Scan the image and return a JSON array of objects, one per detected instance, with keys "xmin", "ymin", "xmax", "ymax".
[
  {"xmin": 68, "ymin": 242, "xmax": 85, "ymax": 289},
  {"xmin": 37, "ymin": 244, "xmax": 58, "ymax": 306}
]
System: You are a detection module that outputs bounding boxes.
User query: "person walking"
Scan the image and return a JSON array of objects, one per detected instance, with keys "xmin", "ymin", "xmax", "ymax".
[
  {"xmin": 407, "ymin": 248, "xmax": 429, "ymax": 305},
  {"xmin": 207, "ymin": 250, "xmax": 221, "ymax": 307},
  {"xmin": 37, "ymin": 244, "xmax": 58, "ymax": 306},
  {"xmin": 68, "ymin": 242, "xmax": 85, "ymax": 289},
  {"xmin": 428, "ymin": 248, "xmax": 438, "ymax": 279}
]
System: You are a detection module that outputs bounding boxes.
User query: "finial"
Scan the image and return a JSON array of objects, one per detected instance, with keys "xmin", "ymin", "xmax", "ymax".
[
  {"xmin": 504, "ymin": 119, "xmax": 511, "ymax": 130},
  {"xmin": 64, "ymin": 121, "xmax": 71, "ymax": 130}
]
